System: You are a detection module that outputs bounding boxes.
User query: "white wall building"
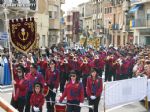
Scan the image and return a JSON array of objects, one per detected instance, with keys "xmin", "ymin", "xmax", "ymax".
[
  {"xmin": 130, "ymin": 0, "xmax": 150, "ymax": 46},
  {"xmin": 78, "ymin": 1, "xmax": 93, "ymax": 30}
]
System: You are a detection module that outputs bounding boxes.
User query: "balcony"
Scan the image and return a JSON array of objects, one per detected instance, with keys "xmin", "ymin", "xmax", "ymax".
[
  {"xmin": 29, "ymin": 0, "xmax": 36, "ymax": 10},
  {"xmin": 111, "ymin": 24, "xmax": 119, "ymax": 30},
  {"xmin": 49, "ymin": 19, "xmax": 60, "ymax": 29},
  {"xmin": 122, "ymin": 25, "xmax": 132, "ymax": 32},
  {"xmin": 48, "ymin": 0, "xmax": 59, "ymax": 6},
  {"xmin": 12, "ymin": 0, "xmax": 18, "ymax": 4},
  {"xmin": 0, "ymin": 0, "xmax": 37, "ymax": 11},
  {"xmin": 130, "ymin": 18, "xmax": 150, "ymax": 28},
  {"xmin": 131, "ymin": 0, "xmax": 150, "ymax": 5}
]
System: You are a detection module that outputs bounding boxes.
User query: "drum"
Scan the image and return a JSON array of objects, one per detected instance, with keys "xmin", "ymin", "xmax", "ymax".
[{"xmin": 54, "ymin": 103, "xmax": 67, "ymax": 112}]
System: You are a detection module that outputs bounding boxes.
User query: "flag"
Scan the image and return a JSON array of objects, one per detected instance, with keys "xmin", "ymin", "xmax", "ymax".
[{"xmin": 9, "ymin": 18, "xmax": 36, "ymax": 53}]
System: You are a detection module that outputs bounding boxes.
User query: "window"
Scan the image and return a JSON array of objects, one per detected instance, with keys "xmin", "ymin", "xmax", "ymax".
[
  {"xmin": 67, "ymin": 16, "xmax": 71, "ymax": 21},
  {"xmin": 108, "ymin": 8, "xmax": 110, "ymax": 14},
  {"xmin": 105, "ymin": 8, "xmax": 107, "ymax": 14},
  {"xmin": 107, "ymin": 8, "xmax": 109, "ymax": 14},
  {"xmin": 117, "ymin": 36, "xmax": 120, "ymax": 46},
  {"xmin": 42, "ymin": 35, "xmax": 45, "ymax": 47},
  {"xmin": 110, "ymin": 7, "xmax": 112, "ymax": 13},
  {"xmin": 147, "ymin": 14, "xmax": 150, "ymax": 20},
  {"xmin": 54, "ymin": 11, "xmax": 58, "ymax": 19},
  {"xmin": 82, "ymin": 8, "xmax": 84, "ymax": 17},
  {"xmin": 123, "ymin": 36, "xmax": 126, "ymax": 45},
  {"xmin": 49, "ymin": 11, "xmax": 53, "ymax": 18},
  {"xmin": 12, "ymin": 0, "xmax": 18, "ymax": 4},
  {"xmin": 67, "ymin": 25, "xmax": 72, "ymax": 31}
]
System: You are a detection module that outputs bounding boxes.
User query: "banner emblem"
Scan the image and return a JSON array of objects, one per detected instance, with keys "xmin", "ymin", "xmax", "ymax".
[{"xmin": 9, "ymin": 18, "xmax": 36, "ymax": 53}]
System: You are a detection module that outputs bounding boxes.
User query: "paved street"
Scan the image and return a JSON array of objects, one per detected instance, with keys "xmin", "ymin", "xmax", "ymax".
[{"xmin": 0, "ymin": 92, "xmax": 147, "ymax": 112}]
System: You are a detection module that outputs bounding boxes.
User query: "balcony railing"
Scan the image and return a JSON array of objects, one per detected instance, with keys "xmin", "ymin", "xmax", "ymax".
[
  {"xmin": 130, "ymin": 18, "xmax": 150, "ymax": 28},
  {"xmin": 0, "ymin": 0, "xmax": 36, "ymax": 11},
  {"xmin": 49, "ymin": 19, "xmax": 60, "ymax": 29},
  {"xmin": 48, "ymin": 0, "xmax": 59, "ymax": 6},
  {"xmin": 12, "ymin": 0, "xmax": 18, "ymax": 4},
  {"xmin": 29, "ymin": 0, "xmax": 36, "ymax": 10},
  {"xmin": 131, "ymin": 0, "xmax": 150, "ymax": 5},
  {"xmin": 111, "ymin": 24, "xmax": 119, "ymax": 30}
]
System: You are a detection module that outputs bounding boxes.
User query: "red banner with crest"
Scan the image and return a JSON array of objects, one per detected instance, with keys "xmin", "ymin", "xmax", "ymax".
[{"xmin": 9, "ymin": 18, "xmax": 36, "ymax": 53}]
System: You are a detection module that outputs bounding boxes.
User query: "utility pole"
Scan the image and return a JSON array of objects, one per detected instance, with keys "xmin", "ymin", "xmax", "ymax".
[{"xmin": 59, "ymin": 0, "xmax": 61, "ymax": 44}]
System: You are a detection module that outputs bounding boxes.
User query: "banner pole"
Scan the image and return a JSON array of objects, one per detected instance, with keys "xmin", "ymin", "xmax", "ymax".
[
  {"xmin": 104, "ymin": 83, "xmax": 106, "ymax": 112},
  {"xmin": 4, "ymin": 8, "xmax": 15, "ymax": 94}
]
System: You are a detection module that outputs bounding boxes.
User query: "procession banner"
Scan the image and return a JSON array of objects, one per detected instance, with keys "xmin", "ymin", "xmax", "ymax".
[
  {"xmin": 104, "ymin": 77, "xmax": 147, "ymax": 108},
  {"xmin": 9, "ymin": 18, "xmax": 36, "ymax": 54}
]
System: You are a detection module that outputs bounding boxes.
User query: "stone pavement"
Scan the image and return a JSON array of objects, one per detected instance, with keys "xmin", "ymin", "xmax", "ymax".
[{"xmin": 0, "ymin": 92, "xmax": 147, "ymax": 112}]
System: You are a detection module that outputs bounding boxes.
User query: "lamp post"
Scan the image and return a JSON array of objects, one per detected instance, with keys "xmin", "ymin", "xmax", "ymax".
[{"xmin": 96, "ymin": 0, "xmax": 98, "ymax": 30}]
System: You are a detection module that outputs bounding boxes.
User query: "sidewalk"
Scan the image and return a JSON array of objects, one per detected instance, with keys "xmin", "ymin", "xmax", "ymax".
[{"xmin": 0, "ymin": 92, "xmax": 147, "ymax": 112}]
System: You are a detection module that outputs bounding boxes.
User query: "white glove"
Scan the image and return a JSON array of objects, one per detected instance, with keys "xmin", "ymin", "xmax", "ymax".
[
  {"xmin": 90, "ymin": 95, "xmax": 96, "ymax": 100},
  {"xmin": 53, "ymin": 88, "xmax": 57, "ymax": 93},
  {"xmin": 79, "ymin": 103, "xmax": 84, "ymax": 107},
  {"xmin": 33, "ymin": 106, "xmax": 40, "ymax": 112}
]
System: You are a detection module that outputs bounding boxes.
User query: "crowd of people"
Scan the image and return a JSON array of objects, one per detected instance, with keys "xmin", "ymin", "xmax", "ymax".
[{"xmin": 8, "ymin": 43, "xmax": 150, "ymax": 112}]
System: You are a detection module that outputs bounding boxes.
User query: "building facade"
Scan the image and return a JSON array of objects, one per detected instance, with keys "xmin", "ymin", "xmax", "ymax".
[
  {"xmin": 78, "ymin": 1, "xmax": 93, "ymax": 30},
  {"xmin": 35, "ymin": 0, "xmax": 49, "ymax": 48},
  {"xmin": 103, "ymin": 0, "xmax": 113, "ymax": 47},
  {"xmin": 130, "ymin": 0, "xmax": 150, "ymax": 46},
  {"xmin": 110, "ymin": 0, "xmax": 131, "ymax": 47},
  {"xmin": 92, "ymin": 0, "xmax": 103, "ymax": 31},
  {"xmin": 48, "ymin": 0, "xmax": 65, "ymax": 47},
  {"xmin": 65, "ymin": 10, "xmax": 80, "ymax": 45}
]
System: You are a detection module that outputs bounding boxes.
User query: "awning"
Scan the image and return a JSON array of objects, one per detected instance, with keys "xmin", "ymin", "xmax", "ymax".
[{"xmin": 129, "ymin": 5, "xmax": 141, "ymax": 13}]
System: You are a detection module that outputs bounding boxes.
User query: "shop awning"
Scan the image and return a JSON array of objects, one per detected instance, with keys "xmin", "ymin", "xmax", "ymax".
[{"xmin": 129, "ymin": 5, "xmax": 141, "ymax": 13}]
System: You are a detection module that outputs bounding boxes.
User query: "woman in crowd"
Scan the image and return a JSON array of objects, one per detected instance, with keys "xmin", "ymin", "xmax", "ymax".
[
  {"xmin": 86, "ymin": 68, "xmax": 103, "ymax": 112},
  {"xmin": 45, "ymin": 60, "xmax": 60, "ymax": 112},
  {"xmin": 59, "ymin": 70, "xmax": 84, "ymax": 112},
  {"xmin": 11, "ymin": 65, "xmax": 28, "ymax": 112}
]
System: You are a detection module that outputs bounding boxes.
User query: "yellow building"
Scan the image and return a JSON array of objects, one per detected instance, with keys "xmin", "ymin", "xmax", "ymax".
[
  {"xmin": 35, "ymin": 0, "xmax": 65, "ymax": 47},
  {"xmin": 48, "ymin": 0, "xmax": 65, "ymax": 47},
  {"xmin": 34, "ymin": 0, "xmax": 49, "ymax": 47}
]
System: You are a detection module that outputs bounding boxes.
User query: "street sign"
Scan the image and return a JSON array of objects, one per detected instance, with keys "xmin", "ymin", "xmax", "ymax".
[{"xmin": 0, "ymin": 32, "xmax": 8, "ymax": 40}]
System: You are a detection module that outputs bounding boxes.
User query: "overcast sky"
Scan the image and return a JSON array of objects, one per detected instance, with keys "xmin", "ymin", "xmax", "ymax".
[{"xmin": 61, "ymin": 0, "xmax": 89, "ymax": 12}]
